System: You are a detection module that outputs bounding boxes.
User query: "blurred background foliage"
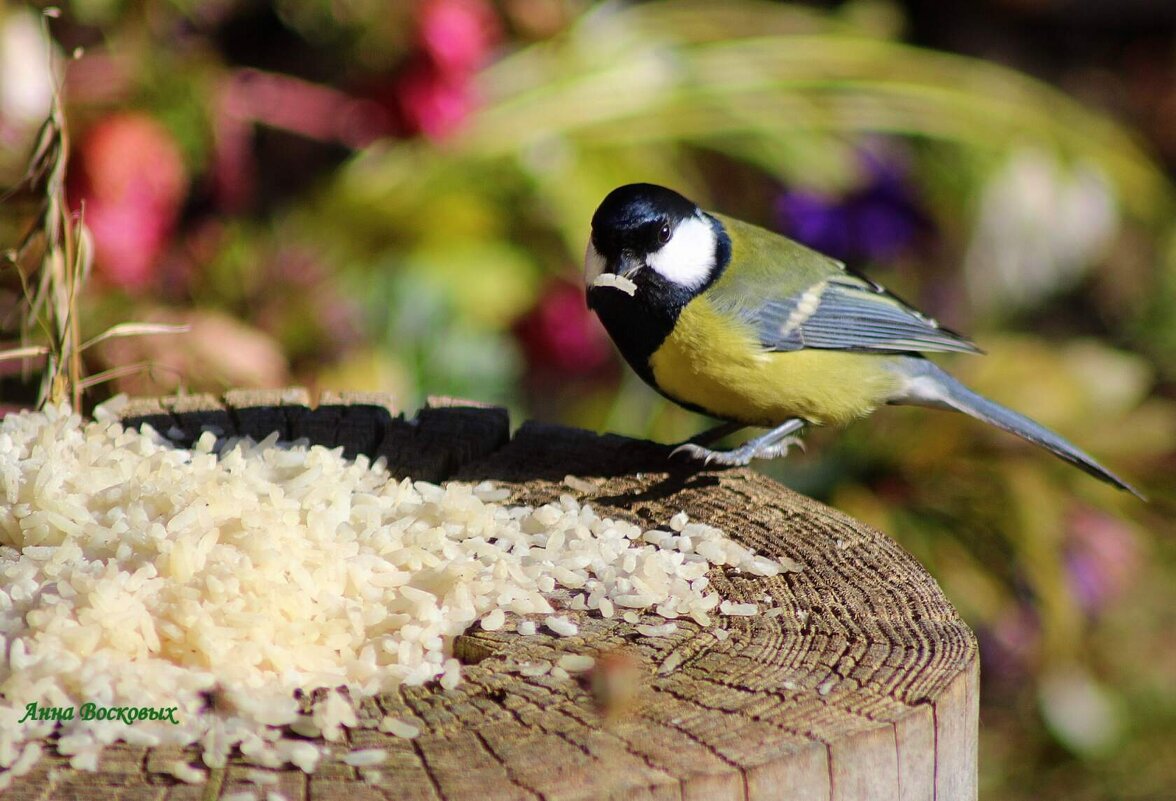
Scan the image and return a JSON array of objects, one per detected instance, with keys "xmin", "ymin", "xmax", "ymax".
[{"xmin": 1, "ymin": 0, "xmax": 1174, "ymax": 797}]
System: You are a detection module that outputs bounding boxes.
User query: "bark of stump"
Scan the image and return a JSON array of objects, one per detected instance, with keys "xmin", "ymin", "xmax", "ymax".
[{"xmin": 7, "ymin": 388, "xmax": 978, "ymax": 801}]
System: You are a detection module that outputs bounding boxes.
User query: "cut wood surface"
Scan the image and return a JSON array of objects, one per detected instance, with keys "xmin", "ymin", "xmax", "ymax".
[{"xmin": 7, "ymin": 388, "xmax": 978, "ymax": 801}]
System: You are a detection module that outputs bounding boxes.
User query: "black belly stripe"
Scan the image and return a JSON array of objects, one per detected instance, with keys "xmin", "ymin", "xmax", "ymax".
[
  {"xmin": 587, "ymin": 287, "xmax": 675, "ymax": 387},
  {"xmin": 587, "ymin": 283, "xmax": 724, "ymax": 420}
]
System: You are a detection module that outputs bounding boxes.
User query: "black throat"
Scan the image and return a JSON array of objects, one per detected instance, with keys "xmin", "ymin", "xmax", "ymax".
[
  {"xmin": 587, "ymin": 218, "xmax": 731, "ymax": 387},
  {"xmin": 588, "ymin": 275, "xmax": 689, "ymax": 386}
]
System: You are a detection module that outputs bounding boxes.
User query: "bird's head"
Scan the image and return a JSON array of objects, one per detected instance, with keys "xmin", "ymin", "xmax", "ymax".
[{"xmin": 584, "ymin": 183, "xmax": 729, "ymax": 311}]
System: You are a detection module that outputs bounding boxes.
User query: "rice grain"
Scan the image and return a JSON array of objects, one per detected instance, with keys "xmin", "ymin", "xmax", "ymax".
[{"xmin": 0, "ymin": 405, "xmax": 793, "ymax": 777}]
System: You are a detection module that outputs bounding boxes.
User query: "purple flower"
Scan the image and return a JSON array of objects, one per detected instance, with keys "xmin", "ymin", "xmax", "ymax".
[
  {"xmin": 978, "ymin": 604, "xmax": 1041, "ymax": 684},
  {"xmin": 1063, "ymin": 508, "xmax": 1140, "ymax": 615},
  {"xmin": 776, "ymin": 153, "xmax": 927, "ymax": 263}
]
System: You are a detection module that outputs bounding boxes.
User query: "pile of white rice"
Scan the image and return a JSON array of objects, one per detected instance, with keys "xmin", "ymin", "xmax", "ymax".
[{"xmin": 0, "ymin": 403, "xmax": 796, "ymax": 787}]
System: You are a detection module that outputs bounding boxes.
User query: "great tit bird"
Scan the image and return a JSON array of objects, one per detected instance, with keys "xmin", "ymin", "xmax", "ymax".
[{"xmin": 584, "ymin": 182, "xmax": 1140, "ymax": 497}]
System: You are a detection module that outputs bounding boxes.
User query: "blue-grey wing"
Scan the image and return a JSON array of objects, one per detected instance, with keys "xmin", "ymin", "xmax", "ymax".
[{"xmin": 731, "ymin": 273, "xmax": 980, "ymax": 355}]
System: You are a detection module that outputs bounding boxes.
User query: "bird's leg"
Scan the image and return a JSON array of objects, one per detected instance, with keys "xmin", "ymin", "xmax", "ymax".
[
  {"xmin": 670, "ymin": 418, "xmax": 806, "ymax": 467},
  {"xmin": 682, "ymin": 421, "xmax": 745, "ymax": 447}
]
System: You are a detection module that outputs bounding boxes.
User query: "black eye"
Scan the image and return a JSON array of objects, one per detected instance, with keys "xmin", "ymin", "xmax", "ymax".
[{"xmin": 657, "ymin": 222, "xmax": 672, "ymax": 245}]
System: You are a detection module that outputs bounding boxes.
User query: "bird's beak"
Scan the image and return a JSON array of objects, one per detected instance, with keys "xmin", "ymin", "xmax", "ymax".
[
  {"xmin": 616, "ymin": 252, "xmax": 644, "ymax": 280},
  {"xmin": 585, "ymin": 241, "xmax": 642, "ymax": 301}
]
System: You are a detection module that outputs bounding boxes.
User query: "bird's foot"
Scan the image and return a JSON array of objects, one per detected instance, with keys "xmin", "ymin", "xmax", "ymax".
[{"xmin": 671, "ymin": 436, "xmax": 805, "ymax": 467}]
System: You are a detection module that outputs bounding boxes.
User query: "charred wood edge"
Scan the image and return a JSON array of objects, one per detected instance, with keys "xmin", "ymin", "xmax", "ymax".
[{"xmin": 117, "ymin": 388, "xmax": 512, "ymax": 483}]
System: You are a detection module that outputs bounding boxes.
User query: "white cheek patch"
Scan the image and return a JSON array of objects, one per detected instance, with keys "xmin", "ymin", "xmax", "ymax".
[
  {"xmin": 646, "ymin": 215, "xmax": 716, "ymax": 290},
  {"xmin": 584, "ymin": 239, "xmax": 608, "ymax": 287}
]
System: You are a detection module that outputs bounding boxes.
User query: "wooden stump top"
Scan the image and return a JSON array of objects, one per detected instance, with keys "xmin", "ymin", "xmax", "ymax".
[{"xmin": 7, "ymin": 388, "xmax": 978, "ymax": 801}]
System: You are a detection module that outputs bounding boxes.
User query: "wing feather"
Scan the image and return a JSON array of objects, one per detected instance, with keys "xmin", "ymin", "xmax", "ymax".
[
  {"xmin": 726, "ymin": 274, "xmax": 980, "ymax": 355},
  {"xmin": 705, "ymin": 215, "xmax": 980, "ymax": 356}
]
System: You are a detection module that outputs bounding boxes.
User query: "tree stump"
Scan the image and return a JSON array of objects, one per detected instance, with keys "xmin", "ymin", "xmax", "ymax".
[{"xmin": 7, "ymin": 388, "xmax": 978, "ymax": 801}]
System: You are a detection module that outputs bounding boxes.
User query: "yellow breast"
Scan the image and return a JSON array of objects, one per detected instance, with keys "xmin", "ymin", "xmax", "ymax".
[{"xmin": 648, "ymin": 297, "xmax": 903, "ymax": 427}]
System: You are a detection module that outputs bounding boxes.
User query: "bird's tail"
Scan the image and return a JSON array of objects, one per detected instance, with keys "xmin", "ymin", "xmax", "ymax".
[{"xmin": 890, "ymin": 358, "xmax": 1143, "ymax": 499}]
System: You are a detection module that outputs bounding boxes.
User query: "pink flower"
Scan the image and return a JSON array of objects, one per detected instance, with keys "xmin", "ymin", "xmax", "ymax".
[
  {"xmin": 417, "ymin": 0, "xmax": 499, "ymax": 75},
  {"xmin": 395, "ymin": 60, "xmax": 475, "ymax": 140},
  {"xmin": 392, "ymin": 0, "xmax": 499, "ymax": 141},
  {"xmin": 514, "ymin": 281, "xmax": 613, "ymax": 376},
  {"xmin": 71, "ymin": 114, "xmax": 187, "ymax": 290}
]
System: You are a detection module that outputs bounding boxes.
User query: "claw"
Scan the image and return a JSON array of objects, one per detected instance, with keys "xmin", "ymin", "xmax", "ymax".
[
  {"xmin": 758, "ymin": 436, "xmax": 804, "ymax": 459},
  {"xmin": 668, "ymin": 429, "xmax": 805, "ymax": 467}
]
